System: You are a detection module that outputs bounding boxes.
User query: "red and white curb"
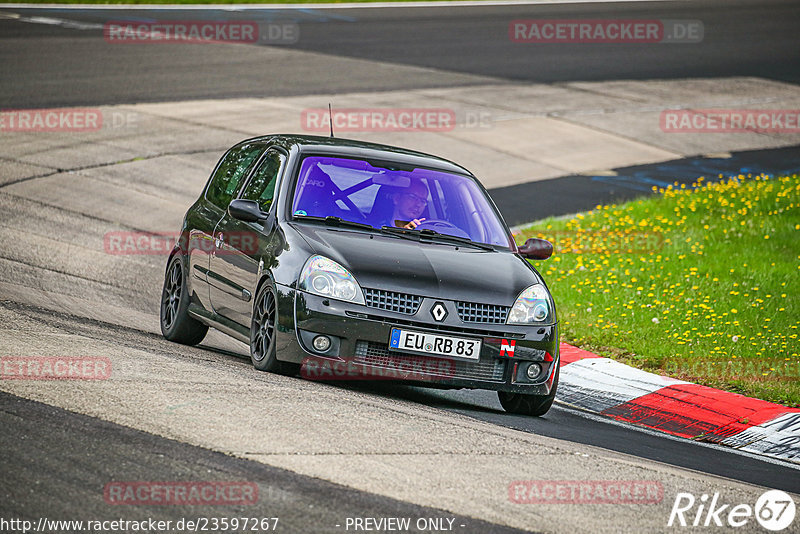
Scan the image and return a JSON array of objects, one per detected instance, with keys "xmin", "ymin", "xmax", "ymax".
[{"xmin": 557, "ymin": 343, "xmax": 800, "ymax": 464}]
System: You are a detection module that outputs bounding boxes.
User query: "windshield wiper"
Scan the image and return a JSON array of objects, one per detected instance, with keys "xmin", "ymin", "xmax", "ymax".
[
  {"xmin": 295, "ymin": 215, "xmax": 375, "ymax": 231},
  {"xmin": 379, "ymin": 225, "xmax": 422, "ymax": 242},
  {"xmin": 419, "ymin": 229, "xmax": 495, "ymax": 251},
  {"xmin": 380, "ymin": 226, "xmax": 494, "ymax": 251}
]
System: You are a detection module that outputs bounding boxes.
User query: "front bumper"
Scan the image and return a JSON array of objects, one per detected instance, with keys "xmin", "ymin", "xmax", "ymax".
[{"xmin": 274, "ymin": 284, "xmax": 559, "ymax": 394}]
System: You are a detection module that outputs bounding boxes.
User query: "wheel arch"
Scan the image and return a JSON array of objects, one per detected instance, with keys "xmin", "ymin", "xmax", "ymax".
[
  {"xmin": 254, "ymin": 270, "xmax": 277, "ymax": 302},
  {"xmin": 253, "ymin": 270, "xmax": 304, "ymax": 365}
]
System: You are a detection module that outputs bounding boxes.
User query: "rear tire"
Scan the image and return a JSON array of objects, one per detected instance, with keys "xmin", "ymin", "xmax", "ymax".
[
  {"xmin": 160, "ymin": 254, "xmax": 208, "ymax": 345},
  {"xmin": 250, "ymin": 282, "xmax": 297, "ymax": 376},
  {"xmin": 498, "ymin": 365, "xmax": 559, "ymax": 416}
]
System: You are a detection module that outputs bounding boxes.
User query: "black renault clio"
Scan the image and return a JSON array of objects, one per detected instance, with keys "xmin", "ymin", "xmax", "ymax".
[{"xmin": 160, "ymin": 135, "xmax": 559, "ymax": 416}]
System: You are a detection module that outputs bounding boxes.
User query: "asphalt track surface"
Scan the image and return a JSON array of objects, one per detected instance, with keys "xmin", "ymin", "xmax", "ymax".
[
  {"xmin": 3, "ymin": 1, "xmax": 800, "ymax": 220},
  {"xmin": 338, "ymin": 381, "xmax": 800, "ymax": 495},
  {"xmin": 0, "ymin": 391, "xmax": 530, "ymax": 534},
  {"xmin": 497, "ymin": 145, "xmax": 800, "ymax": 225},
  {"xmin": 1, "ymin": 0, "xmax": 799, "ymax": 108},
  {"xmin": 2, "ymin": 1, "xmax": 800, "ymax": 531}
]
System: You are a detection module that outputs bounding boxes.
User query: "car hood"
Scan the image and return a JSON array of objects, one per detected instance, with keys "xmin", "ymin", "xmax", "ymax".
[{"xmin": 290, "ymin": 223, "xmax": 541, "ymax": 305}]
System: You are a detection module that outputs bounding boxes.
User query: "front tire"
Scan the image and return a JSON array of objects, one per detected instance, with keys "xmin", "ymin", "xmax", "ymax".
[
  {"xmin": 497, "ymin": 365, "xmax": 559, "ymax": 417},
  {"xmin": 250, "ymin": 282, "xmax": 297, "ymax": 375},
  {"xmin": 160, "ymin": 254, "xmax": 208, "ymax": 345}
]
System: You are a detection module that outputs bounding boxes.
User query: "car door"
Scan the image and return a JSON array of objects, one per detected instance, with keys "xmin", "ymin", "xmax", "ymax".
[
  {"xmin": 188, "ymin": 141, "xmax": 267, "ymax": 311},
  {"xmin": 208, "ymin": 148, "xmax": 286, "ymax": 327}
]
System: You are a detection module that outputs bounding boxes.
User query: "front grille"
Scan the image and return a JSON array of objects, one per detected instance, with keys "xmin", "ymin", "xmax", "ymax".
[
  {"xmin": 345, "ymin": 312, "xmax": 524, "ymax": 339},
  {"xmin": 363, "ymin": 288, "xmax": 422, "ymax": 315},
  {"xmin": 354, "ymin": 341, "xmax": 506, "ymax": 382},
  {"xmin": 456, "ymin": 301, "xmax": 510, "ymax": 324}
]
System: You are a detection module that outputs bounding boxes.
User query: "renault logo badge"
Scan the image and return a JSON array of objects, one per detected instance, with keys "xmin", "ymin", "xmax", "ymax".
[{"xmin": 430, "ymin": 302, "xmax": 448, "ymax": 322}]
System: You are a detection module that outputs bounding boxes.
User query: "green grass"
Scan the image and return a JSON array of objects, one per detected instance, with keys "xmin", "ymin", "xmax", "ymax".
[{"xmin": 516, "ymin": 174, "xmax": 800, "ymax": 407}]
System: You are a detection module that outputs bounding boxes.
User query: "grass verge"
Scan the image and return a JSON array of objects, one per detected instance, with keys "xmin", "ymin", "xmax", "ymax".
[{"xmin": 516, "ymin": 174, "xmax": 799, "ymax": 407}]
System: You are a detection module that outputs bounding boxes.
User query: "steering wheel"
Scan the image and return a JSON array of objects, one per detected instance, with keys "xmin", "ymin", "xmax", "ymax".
[
  {"xmin": 415, "ymin": 219, "xmax": 470, "ymax": 239},
  {"xmin": 415, "ymin": 219, "xmax": 458, "ymax": 230}
]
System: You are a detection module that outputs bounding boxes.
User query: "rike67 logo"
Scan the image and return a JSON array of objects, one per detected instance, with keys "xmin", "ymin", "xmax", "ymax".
[{"xmin": 668, "ymin": 490, "xmax": 796, "ymax": 531}]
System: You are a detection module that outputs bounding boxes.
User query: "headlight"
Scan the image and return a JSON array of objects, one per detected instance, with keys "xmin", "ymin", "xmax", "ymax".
[
  {"xmin": 299, "ymin": 255, "xmax": 365, "ymax": 304},
  {"xmin": 507, "ymin": 284, "xmax": 553, "ymax": 324}
]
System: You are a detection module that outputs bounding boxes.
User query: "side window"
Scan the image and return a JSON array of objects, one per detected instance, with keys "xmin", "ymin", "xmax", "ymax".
[
  {"xmin": 206, "ymin": 143, "xmax": 265, "ymax": 209},
  {"xmin": 240, "ymin": 150, "xmax": 285, "ymax": 212}
]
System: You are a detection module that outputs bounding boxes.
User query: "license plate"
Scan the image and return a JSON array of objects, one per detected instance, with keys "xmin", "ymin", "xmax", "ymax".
[{"xmin": 389, "ymin": 328, "xmax": 481, "ymax": 361}]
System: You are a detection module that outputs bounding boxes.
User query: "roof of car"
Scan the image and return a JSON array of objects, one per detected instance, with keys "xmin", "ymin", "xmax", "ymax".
[{"xmin": 245, "ymin": 134, "xmax": 473, "ymax": 176}]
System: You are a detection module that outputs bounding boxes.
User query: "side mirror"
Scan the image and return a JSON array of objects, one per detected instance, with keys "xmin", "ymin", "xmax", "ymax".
[
  {"xmin": 518, "ymin": 238, "xmax": 553, "ymax": 260},
  {"xmin": 228, "ymin": 199, "xmax": 267, "ymax": 223}
]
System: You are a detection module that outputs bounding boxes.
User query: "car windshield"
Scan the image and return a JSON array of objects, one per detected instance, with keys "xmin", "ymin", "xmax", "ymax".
[{"xmin": 290, "ymin": 155, "xmax": 512, "ymax": 248}]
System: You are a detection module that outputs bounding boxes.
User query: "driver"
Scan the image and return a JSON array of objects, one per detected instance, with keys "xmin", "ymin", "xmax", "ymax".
[{"xmin": 390, "ymin": 178, "xmax": 429, "ymax": 229}]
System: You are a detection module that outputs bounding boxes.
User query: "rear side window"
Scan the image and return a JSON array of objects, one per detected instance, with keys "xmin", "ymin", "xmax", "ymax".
[
  {"xmin": 240, "ymin": 150, "xmax": 285, "ymax": 212},
  {"xmin": 206, "ymin": 143, "xmax": 265, "ymax": 209}
]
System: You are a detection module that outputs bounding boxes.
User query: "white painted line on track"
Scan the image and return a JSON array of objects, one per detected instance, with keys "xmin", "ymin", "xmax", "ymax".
[
  {"xmin": 0, "ymin": 12, "xmax": 101, "ymax": 29},
  {"xmin": 0, "ymin": 0, "xmax": 690, "ymax": 11}
]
